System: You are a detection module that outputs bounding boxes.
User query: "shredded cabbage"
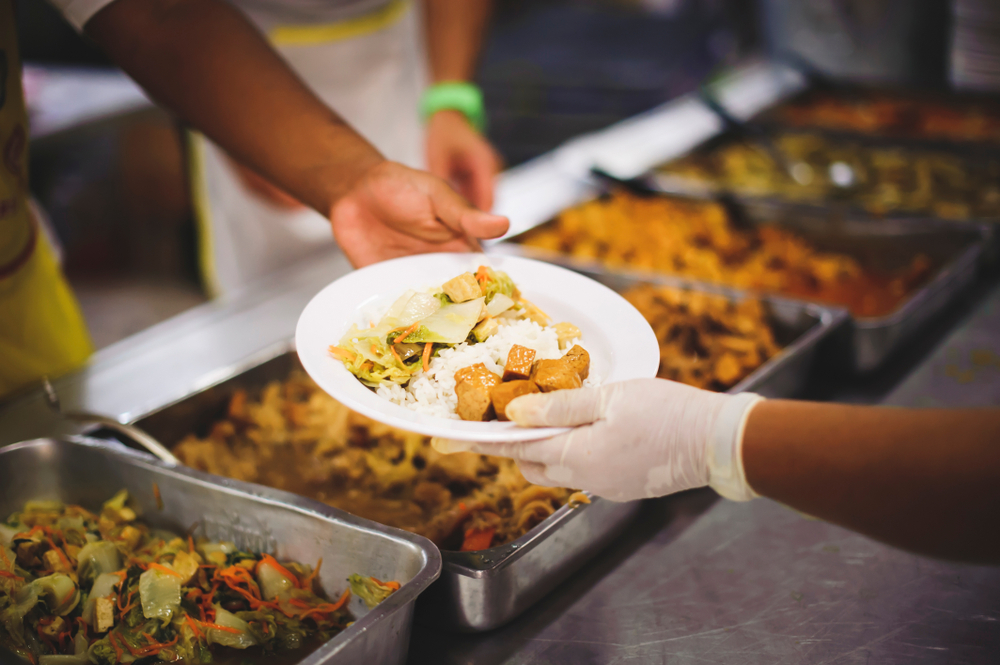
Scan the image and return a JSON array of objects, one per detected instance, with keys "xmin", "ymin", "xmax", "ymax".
[
  {"xmin": 207, "ymin": 606, "xmax": 257, "ymax": 649},
  {"xmin": 256, "ymin": 560, "xmax": 296, "ymax": 601},
  {"xmin": 478, "ymin": 266, "xmax": 517, "ymax": 303},
  {"xmin": 76, "ymin": 541, "xmax": 121, "ymax": 584},
  {"xmin": 139, "ymin": 567, "xmax": 181, "ymax": 623},
  {"xmin": 348, "ymin": 574, "xmax": 397, "ymax": 610}
]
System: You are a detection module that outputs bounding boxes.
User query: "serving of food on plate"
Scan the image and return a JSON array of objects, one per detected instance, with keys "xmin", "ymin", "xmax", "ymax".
[
  {"xmin": 295, "ymin": 253, "xmax": 659, "ymax": 442},
  {"xmin": 330, "ymin": 265, "xmax": 595, "ymax": 423},
  {"xmin": 0, "ymin": 491, "xmax": 397, "ymax": 664}
]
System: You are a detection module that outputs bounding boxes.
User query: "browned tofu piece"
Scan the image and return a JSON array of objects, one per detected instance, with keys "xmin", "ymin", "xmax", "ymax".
[
  {"xmin": 455, "ymin": 363, "xmax": 501, "ymax": 421},
  {"xmin": 503, "ymin": 345, "xmax": 536, "ymax": 381},
  {"xmin": 531, "ymin": 359, "xmax": 582, "ymax": 393},
  {"xmin": 491, "ymin": 380, "xmax": 540, "ymax": 421},
  {"xmin": 563, "ymin": 345, "xmax": 590, "ymax": 380},
  {"xmin": 442, "ymin": 272, "xmax": 483, "ymax": 303}
]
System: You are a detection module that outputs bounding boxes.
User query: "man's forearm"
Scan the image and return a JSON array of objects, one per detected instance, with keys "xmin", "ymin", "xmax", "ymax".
[
  {"xmin": 743, "ymin": 400, "xmax": 1000, "ymax": 563},
  {"xmin": 424, "ymin": 0, "xmax": 493, "ymax": 82},
  {"xmin": 86, "ymin": 0, "xmax": 383, "ymax": 216}
]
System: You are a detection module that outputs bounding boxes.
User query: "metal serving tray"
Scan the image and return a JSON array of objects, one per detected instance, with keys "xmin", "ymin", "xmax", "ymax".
[
  {"xmin": 497, "ymin": 195, "xmax": 989, "ymax": 372},
  {"xmin": 643, "ymin": 129, "xmax": 1000, "ymax": 225},
  {"xmin": 0, "ymin": 437, "xmax": 441, "ymax": 664},
  {"xmin": 128, "ymin": 346, "xmax": 641, "ymax": 632},
  {"xmin": 750, "ymin": 84, "xmax": 1000, "ymax": 156},
  {"xmin": 580, "ymin": 271, "xmax": 848, "ymax": 398}
]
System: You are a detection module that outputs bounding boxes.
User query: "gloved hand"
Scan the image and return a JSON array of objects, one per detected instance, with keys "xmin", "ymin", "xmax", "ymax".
[{"xmin": 434, "ymin": 379, "xmax": 764, "ymax": 502}]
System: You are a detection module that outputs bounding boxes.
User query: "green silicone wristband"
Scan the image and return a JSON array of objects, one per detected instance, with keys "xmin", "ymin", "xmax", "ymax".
[{"xmin": 420, "ymin": 82, "xmax": 486, "ymax": 132}]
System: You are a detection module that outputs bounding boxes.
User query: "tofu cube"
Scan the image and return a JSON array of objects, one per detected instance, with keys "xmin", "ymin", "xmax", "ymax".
[
  {"xmin": 531, "ymin": 359, "xmax": 582, "ymax": 393},
  {"xmin": 455, "ymin": 363, "xmax": 501, "ymax": 421},
  {"xmin": 95, "ymin": 596, "xmax": 116, "ymax": 633},
  {"xmin": 563, "ymin": 345, "xmax": 590, "ymax": 380},
  {"xmin": 43, "ymin": 548, "xmax": 70, "ymax": 573},
  {"xmin": 491, "ymin": 380, "xmax": 540, "ymax": 421},
  {"xmin": 502, "ymin": 345, "xmax": 536, "ymax": 381},
  {"xmin": 442, "ymin": 273, "xmax": 483, "ymax": 303},
  {"xmin": 552, "ymin": 322, "xmax": 582, "ymax": 349}
]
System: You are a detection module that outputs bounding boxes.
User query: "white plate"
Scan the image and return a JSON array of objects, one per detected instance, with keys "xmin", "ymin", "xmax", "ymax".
[{"xmin": 296, "ymin": 253, "xmax": 659, "ymax": 442}]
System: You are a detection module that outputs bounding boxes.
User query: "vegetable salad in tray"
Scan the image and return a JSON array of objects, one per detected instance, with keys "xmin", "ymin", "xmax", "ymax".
[
  {"xmin": 330, "ymin": 265, "xmax": 596, "ymax": 423},
  {"xmin": 0, "ymin": 491, "xmax": 398, "ymax": 664}
]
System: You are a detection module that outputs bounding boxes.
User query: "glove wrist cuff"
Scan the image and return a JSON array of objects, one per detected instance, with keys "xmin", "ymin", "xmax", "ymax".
[{"xmin": 707, "ymin": 393, "xmax": 764, "ymax": 502}]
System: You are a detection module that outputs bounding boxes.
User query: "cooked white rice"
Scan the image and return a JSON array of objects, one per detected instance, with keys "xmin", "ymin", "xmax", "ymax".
[{"xmin": 376, "ymin": 319, "xmax": 598, "ymax": 419}]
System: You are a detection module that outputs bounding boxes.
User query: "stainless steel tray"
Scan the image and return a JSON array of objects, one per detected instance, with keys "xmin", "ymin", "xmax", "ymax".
[
  {"xmin": 750, "ymin": 84, "xmax": 1000, "ymax": 156},
  {"xmin": 495, "ymin": 195, "xmax": 990, "ymax": 372},
  {"xmin": 642, "ymin": 130, "xmax": 1000, "ymax": 225},
  {"xmin": 580, "ymin": 271, "xmax": 849, "ymax": 398},
  {"xmin": 0, "ymin": 437, "xmax": 441, "ymax": 664},
  {"xmin": 126, "ymin": 346, "xmax": 641, "ymax": 633}
]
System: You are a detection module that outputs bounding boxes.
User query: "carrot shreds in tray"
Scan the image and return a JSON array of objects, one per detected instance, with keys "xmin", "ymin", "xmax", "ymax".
[
  {"xmin": 199, "ymin": 621, "xmax": 242, "ymax": 634},
  {"xmin": 184, "ymin": 615, "xmax": 205, "ymax": 640},
  {"xmin": 147, "ymin": 562, "xmax": 182, "ymax": 577},
  {"xmin": 302, "ymin": 558, "xmax": 323, "ymax": 590},
  {"xmin": 256, "ymin": 554, "xmax": 300, "ymax": 588}
]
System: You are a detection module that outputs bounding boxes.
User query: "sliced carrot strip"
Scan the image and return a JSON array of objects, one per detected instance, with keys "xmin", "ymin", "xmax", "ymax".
[{"xmin": 422, "ymin": 343, "xmax": 432, "ymax": 373}]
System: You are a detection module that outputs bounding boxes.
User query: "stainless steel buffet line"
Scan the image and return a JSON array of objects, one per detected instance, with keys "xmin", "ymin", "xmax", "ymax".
[{"xmin": 4, "ymin": 58, "xmax": 999, "ymax": 662}]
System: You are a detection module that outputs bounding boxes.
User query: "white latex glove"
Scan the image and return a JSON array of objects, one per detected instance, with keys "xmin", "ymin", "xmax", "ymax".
[{"xmin": 433, "ymin": 379, "xmax": 764, "ymax": 502}]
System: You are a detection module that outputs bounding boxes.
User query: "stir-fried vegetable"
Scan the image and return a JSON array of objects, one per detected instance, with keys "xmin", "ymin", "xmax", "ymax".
[
  {"xmin": 347, "ymin": 575, "xmax": 400, "ymax": 610},
  {"xmin": 333, "ymin": 265, "xmax": 535, "ymax": 388},
  {"xmin": 0, "ymin": 492, "xmax": 400, "ymax": 664}
]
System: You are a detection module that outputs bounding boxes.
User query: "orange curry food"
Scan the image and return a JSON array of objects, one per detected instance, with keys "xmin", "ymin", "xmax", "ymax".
[
  {"xmin": 172, "ymin": 371, "xmax": 584, "ymax": 552},
  {"xmin": 517, "ymin": 191, "xmax": 933, "ymax": 318}
]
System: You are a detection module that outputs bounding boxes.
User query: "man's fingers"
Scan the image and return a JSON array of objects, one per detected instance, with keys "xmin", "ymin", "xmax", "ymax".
[
  {"xmin": 459, "ymin": 209, "xmax": 508, "ymax": 241},
  {"xmin": 428, "ymin": 176, "xmax": 508, "ymax": 240},
  {"xmin": 465, "ymin": 146, "xmax": 500, "ymax": 211},
  {"xmin": 506, "ymin": 388, "xmax": 605, "ymax": 427}
]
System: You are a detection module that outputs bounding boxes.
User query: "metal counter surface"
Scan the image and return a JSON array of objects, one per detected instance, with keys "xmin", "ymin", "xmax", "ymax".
[{"xmin": 407, "ymin": 281, "xmax": 1000, "ymax": 664}]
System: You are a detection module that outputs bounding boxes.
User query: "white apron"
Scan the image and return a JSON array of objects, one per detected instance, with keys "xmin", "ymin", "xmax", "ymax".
[{"xmin": 190, "ymin": 0, "xmax": 427, "ymax": 298}]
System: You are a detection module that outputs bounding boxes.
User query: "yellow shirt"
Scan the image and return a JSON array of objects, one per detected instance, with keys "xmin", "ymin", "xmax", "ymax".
[{"xmin": 0, "ymin": 0, "xmax": 92, "ymax": 400}]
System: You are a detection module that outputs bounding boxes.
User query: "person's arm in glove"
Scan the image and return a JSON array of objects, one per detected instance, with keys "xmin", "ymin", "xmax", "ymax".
[
  {"xmin": 85, "ymin": 0, "xmax": 508, "ymax": 268},
  {"xmin": 435, "ymin": 379, "xmax": 1000, "ymax": 564}
]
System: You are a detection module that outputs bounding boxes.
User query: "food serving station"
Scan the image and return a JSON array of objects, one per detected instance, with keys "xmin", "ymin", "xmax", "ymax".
[{"xmin": 3, "ymin": 61, "xmax": 1000, "ymax": 663}]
